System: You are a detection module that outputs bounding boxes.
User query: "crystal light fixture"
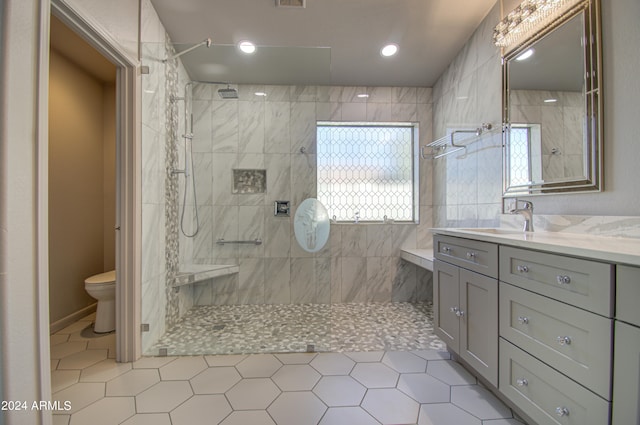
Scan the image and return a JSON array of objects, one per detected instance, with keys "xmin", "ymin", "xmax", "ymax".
[{"xmin": 493, "ymin": 0, "xmax": 587, "ymax": 48}]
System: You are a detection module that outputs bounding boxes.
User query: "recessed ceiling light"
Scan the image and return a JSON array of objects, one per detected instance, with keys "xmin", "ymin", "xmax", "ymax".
[
  {"xmin": 515, "ymin": 48, "xmax": 534, "ymax": 61},
  {"xmin": 380, "ymin": 44, "xmax": 398, "ymax": 57},
  {"xmin": 238, "ymin": 41, "xmax": 256, "ymax": 54}
]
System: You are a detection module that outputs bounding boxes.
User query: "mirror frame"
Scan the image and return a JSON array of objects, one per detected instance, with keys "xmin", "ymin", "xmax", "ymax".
[{"xmin": 502, "ymin": 0, "xmax": 603, "ymax": 196}]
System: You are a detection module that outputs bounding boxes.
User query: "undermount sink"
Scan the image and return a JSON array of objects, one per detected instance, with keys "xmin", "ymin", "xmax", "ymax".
[{"xmin": 456, "ymin": 228, "xmax": 527, "ymax": 235}]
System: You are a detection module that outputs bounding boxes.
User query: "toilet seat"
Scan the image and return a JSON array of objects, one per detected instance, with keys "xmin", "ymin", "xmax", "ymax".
[{"xmin": 85, "ymin": 270, "xmax": 116, "ymax": 285}]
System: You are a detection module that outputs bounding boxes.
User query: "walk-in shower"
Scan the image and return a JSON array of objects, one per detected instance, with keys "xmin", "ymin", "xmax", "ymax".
[{"xmin": 140, "ymin": 39, "xmax": 438, "ymax": 357}]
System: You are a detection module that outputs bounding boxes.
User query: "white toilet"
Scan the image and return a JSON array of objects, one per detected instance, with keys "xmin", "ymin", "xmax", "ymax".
[{"xmin": 84, "ymin": 270, "xmax": 116, "ymax": 333}]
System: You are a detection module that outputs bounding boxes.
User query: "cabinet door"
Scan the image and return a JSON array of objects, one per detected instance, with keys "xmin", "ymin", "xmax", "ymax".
[
  {"xmin": 434, "ymin": 260, "xmax": 460, "ymax": 351},
  {"xmin": 612, "ymin": 321, "xmax": 640, "ymax": 425},
  {"xmin": 460, "ymin": 269, "xmax": 498, "ymax": 386}
]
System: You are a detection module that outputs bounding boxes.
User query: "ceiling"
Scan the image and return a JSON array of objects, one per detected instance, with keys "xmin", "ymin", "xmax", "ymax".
[{"xmin": 149, "ymin": 0, "xmax": 497, "ymax": 87}]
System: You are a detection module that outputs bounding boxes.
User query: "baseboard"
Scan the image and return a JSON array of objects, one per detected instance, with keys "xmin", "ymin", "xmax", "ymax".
[{"xmin": 49, "ymin": 303, "xmax": 97, "ymax": 334}]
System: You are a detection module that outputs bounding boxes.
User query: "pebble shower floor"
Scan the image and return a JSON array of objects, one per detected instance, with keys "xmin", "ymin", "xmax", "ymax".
[{"xmin": 148, "ymin": 302, "xmax": 445, "ymax": 356}]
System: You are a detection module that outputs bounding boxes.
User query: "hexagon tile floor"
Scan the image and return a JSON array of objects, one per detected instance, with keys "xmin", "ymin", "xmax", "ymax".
[{"xmin": 50, "ymin": 314, "xmax": 527, "ymax": 425}]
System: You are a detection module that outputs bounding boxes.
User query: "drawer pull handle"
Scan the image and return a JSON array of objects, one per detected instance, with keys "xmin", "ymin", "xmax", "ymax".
[
  {"xmin": 456, "ymin": 310, "xmax": 465, "ymax": 317},
  {"xmin": 556, "ymin": 275, "xmax": 571, "ymax": 284},
  {"xmin": 441, "ymin": 246, "xmax": 451, "ymax": 253},
  {"xmin": 450, "ymin": 307, "xmax": 459, "ymax": 314},
  {"xmin": 466, "ymin": 251, "xmax": 476, "ymax": 260},
  {"xmin": 517, "ymin": 316, "xmax": 529, "ymax": 325},
  {"xmin": 516, "ymin": 378, "xmax": 528, "ymax": 387},
  {"xmin": 517, "ymin": 265, "xmax": 529, "ymax": 273},
  {"xmin": 555, "ymin": 407, "xmax": 570, "ymax": 417},
  {"xmin": 557, "ymin": 336, "xmax": 572, "ymax": 346}
]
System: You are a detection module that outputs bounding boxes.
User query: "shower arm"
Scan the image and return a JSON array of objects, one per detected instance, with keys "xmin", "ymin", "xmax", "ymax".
[{"xmin": 163, "ymin": 38, "xmax": 212, "ymax": 62}]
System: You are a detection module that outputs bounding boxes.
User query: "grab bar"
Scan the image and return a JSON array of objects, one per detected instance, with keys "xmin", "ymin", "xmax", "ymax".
[{"xmin": 216, "ymin": 238, "xmax": 263, "ymax": 246}]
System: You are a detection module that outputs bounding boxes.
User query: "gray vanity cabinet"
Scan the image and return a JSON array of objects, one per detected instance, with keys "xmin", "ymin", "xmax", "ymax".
[
  {"xmin": 612, "ymin": 265, "xmax": 640, "ymax": 425},
  {"xmin": 499, "ymin": 246, "xmax": 614, "ymax": 425},
  {"xmin": 434, "ymin": 235, "xmax": 499, "ymax": 387},
  {"xmin": 432, "ymin": 229, "xmax": 640, "ymax": 425}
]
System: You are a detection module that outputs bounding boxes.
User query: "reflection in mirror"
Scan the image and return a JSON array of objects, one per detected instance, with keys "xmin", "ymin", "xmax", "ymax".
[{"xmin": 503, "ymin": 0, "xmax": 602, "ymax": 196}]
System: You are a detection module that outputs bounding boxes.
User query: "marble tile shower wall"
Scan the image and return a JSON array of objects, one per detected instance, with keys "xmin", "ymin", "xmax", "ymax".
[
  {"xmin": 140, "ymin": 0, "xmax": 191, "ymax": 353},
  {"xmin": 140, "ymin": 2, "xmax": 167, "ymax": 354},
  {"xmin": 178, "ymin": 84, "xmax": 435, "ymax": 309},
  {"xmin": 432, "ymin": 2, "xmax": 504, "ymax": 228},
  {"xmin": 511, "ymin": 90, "xmax": 584, "ymax": 181}
]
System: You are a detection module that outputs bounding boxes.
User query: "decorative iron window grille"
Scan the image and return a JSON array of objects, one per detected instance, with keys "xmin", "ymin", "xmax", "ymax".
[{"xmin": 317, "ymin": 122, "xmax": 418, "ymax": 222}]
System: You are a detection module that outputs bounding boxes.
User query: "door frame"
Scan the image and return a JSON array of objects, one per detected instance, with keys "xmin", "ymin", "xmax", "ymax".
[{"xmin": 41, "ymin": 0, "xmax": 141, "ymax": 365}]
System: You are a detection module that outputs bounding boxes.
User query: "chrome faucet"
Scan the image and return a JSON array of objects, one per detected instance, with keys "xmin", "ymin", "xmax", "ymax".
[{"xmin": 509, "ymin": 199, "xmax": 534, "ymax": 232}]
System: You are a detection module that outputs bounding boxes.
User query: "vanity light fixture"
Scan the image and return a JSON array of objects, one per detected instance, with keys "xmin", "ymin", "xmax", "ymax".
[
  {"xmin": 380, "ymin": 43, "xmax": 398, "ymax": 57},
  {"xmin": 238, "ymin": 40, "xmax": 256, "ymax": 54},
  {"xmin": 515, "ymin": 48, "xmax": 534, "ymax": 61},
  {"xmin": 493, "ymin": 0, "xmax": 587, "ymax": 48},
  {"xmin": 254, "ymin": 92, "xmax": 267, "ymax": 97},
  {"xmin": 544, "ymin": 98, "xmax": 558, "ymax": 103}
]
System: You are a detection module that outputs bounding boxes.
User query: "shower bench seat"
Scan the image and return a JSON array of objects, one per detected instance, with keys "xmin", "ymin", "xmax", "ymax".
[
  {"xmin": 400, "ymin": 248, "xmax": 434, "ymax": 271},
  {"xmin": 172, "ymin": 264, "xmax": 239, "ymax": 287}
]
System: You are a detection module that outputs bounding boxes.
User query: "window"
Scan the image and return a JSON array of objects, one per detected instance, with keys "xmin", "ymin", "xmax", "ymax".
[
  {"xmin": 317, "ymin": 122, "xmax": 418, "ymax": 222},
  {"xmin": 509, "ymin": 126, "xmax": 532, "ymax": 186},
  {"xmin": 508, "ymin": 123, "xmax": 542, "ymax": 186}
]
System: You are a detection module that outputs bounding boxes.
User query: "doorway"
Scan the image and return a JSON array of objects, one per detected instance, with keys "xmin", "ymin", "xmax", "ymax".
[
  {"xmin": 48, "ymin": 14, "xmax": 117, "ymax": 334},
  {"xmin": 44, "ymin": 0, "xmax": 140, "ymax": 363}
]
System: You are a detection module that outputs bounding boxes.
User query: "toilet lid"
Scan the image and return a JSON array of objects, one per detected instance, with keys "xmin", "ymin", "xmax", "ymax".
[{"xmin": 85, "ymin": 270, "xmax": 116, "ymax": 284}]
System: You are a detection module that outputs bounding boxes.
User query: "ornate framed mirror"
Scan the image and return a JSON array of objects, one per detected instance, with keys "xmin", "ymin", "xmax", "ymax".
[{"xmin": 501, "ymin": 0, "xmax": 602, "ymax": 196}]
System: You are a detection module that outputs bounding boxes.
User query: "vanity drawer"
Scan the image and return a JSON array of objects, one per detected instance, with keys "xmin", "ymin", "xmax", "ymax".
[
  {"xmin": 499, "ymin": 246, "xmax": 614, "ymax": 316},
  {"xmin": 616, "ymin": 265, "xmax": 640, "ymax": 327},
  {"xmin": 434, "ymin": 235, "xmax": 498, "ymax": 278},
  {"xmin": 500, "ymin": 338, "xmax": 611, "ymax": 425},
  {"xmin": 500, "ymin": 283, "xmax": 613, "ymax": 399}
]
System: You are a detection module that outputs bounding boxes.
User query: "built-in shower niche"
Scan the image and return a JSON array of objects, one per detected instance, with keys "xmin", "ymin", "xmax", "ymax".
[
  {"xmin": 232, "ymin": 169, "xmax": 266, "ymax": 194},
  {"xmin": 172, "ymin": 264, "xmax": 239, "ymax": 287}
]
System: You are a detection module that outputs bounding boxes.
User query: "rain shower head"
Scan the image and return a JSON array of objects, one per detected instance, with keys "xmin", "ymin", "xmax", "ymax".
[{"xmin": 218, "ymin": 86, "xmax": 238, "ymax": 99}]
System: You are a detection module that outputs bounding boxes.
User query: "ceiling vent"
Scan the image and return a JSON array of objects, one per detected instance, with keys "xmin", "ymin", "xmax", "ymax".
[{"xmin": 276, "ymin": 0, "xmax": 306, "ymax": 8}]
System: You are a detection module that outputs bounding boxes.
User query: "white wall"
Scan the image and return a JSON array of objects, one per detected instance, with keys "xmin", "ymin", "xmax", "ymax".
[{"xmin": 1, "ymin": 1, "xmax": 50, "ymax": 423}]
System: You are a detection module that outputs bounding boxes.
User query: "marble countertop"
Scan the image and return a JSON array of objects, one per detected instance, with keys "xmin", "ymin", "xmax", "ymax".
[{"xmin": 431, "ymin": 228, "xmax": 640, "ymax": 267}]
